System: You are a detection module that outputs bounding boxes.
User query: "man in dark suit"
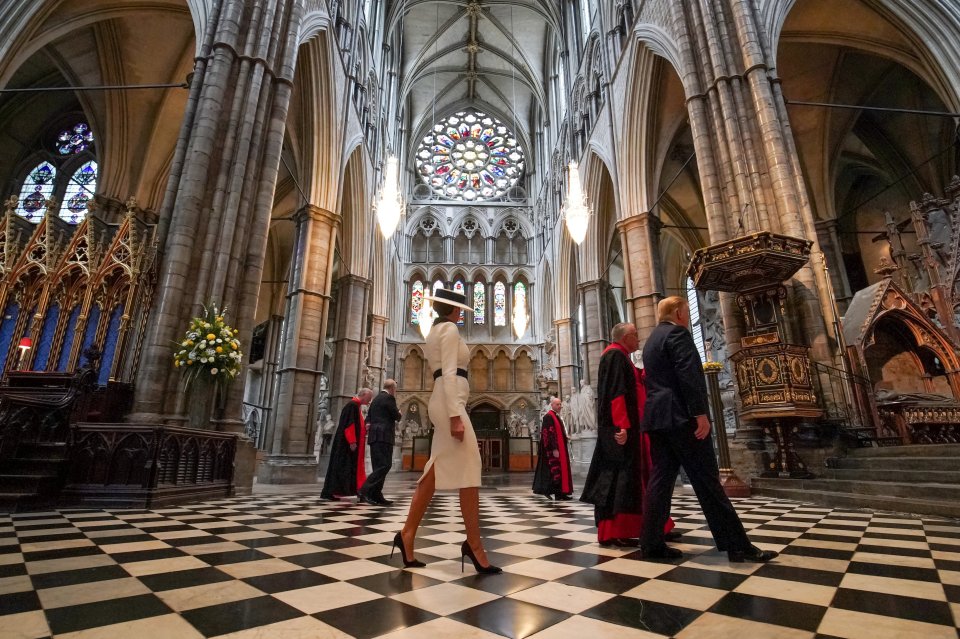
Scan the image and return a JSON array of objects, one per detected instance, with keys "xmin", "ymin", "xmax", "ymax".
[
  {"xmin": 639, "ymin": 296, "xmax": 777, "ymax": 563},
  {"xmin": 358, "ymin": 379, "xmax": 402, "ymax": 506}
]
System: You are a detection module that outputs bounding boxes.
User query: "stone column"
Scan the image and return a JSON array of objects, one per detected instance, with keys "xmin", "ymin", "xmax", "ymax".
[
  {"xmin": 554, "ymin": 318, "xmax": 576, "ymax": 399},
  {"xmin": 815, "ymin": 218, "xmax": 852, "ymax": 312},
  {"xmin": 670, "ymin": 1, "xmax": 835, "ymax": 361},
  {"xmin": 329, "ymin": 274, "xmax": 371, "ymax": 416},
  {"xmin": 577, "ymin": 279, "xmax": 606, "ymax": 385},
  {"xmin": 618, "ymin": 212, "xmax": 663, "ymax": 341},
  {"xmin": 131, "ymin": 0, "xmax": 303, "ymax": 424},
  {"xmin": 258, "ymin": 205, "xmax": 339, "ymax": 484},
  {"xmin": 367, "ymin": 313, "xmax": 389, "ymax": 387}
]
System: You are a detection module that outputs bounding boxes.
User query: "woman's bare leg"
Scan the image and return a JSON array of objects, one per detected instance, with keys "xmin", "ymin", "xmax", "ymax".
[
  {"xmin": 459, "ymin": 486, "xmax": 492, "ymax": 566},
  {"xmin": 399, "ymin": 466, "xmax": 435, "ymax": 561}
]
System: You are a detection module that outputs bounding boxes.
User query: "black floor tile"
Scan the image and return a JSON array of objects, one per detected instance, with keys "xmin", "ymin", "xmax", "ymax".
[
  {"xmin": 556, "ymin": 569, "xmax": 647, "ymax": 594},
  {"xmin": 187, "ymin": 548, "xmax": 270, "ymax": 565},
  {"xmin": 541, "ymin": 549, "xmax": 613, "ymax": 568},
  {"xmin": 750, "ymin": 564, "xmax": 845, "ymax": 587},
  {"xmin": 284, "ymin": 550, "xmax": 355, "ymax": 568},
  {"xmin": 658, "ymin": 566, "xmax": 750, "ymax": 591},
  {"xmin": 780, "ymin": 545, "xmax": 854, "ymax": 561},
  {"xmin": 348, "ymin": 570, "xmax": 443, "ymax": 596},
  {"xmin": 21, "ymin": 545, "xmax": 104, "ymax": 562},
  {"xmin": 31, "ymin": 564, "xmax": 129, "ymax": 589},
  {"xmin": 709, "ymin": 592, "xmax": 826, "ymax": 631},
  {"xmin": 237, "ymin": 536, "xmax": 300, "ymax": 549},
  {"xmin": 243, "ymin": 569, "xmax": 337, "ymax": 593},
  {"xmin": 110, "ymin": 547, "xmax": 186, "ymax": 563},
  {"xmin": 830, "ymin": 587, "xmax": 955, "ymax": 626},
  {"xmin": 847, "ymin": 560, "xmax": 939, "ymax": 582},
  {"xmin": 453, "ymin": 572, "xmax": 545, "ymax": 596},
  {"xmin": 0, "ymin": 590, "xmax": 41, "ymax": 614},
  {"xmin": 137, "ymin": 567, "xmax": 234, "ymax": 592},
  {"xmin": 316, "ymin": 597, "xmax": 437, "ymax": 639},
  {"xmin": 44, "ymin": 593, "xmax": 171, "ymax": 634},
  {"xmin": 450, "ymin": 596, "xmax": 568, "ymax": 639},
  {"xmin": 181, "ymin": 595, "xmax": 303, "ymax": 636},
  {"xmin": 855, "ymin": 543, "xmax": 930, "ymax": 558},
  {"xmin": 942, "ymin": 583, "xmax": 960, "ymax": 603},
  {"xmin": 581, "ymin": 595, "xmax": 701, "ymax": 636}
]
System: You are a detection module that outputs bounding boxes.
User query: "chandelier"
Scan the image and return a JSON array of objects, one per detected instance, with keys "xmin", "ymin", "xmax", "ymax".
[
  {"xmin": 564, "ymin": 161, "xmax": 590, "ymax": 245},
  {"xmin": 375, "ymin": 155, "xmax": 403, "ymax": 238}
]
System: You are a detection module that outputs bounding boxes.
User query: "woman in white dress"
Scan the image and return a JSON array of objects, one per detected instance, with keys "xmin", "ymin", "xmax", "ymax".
[{"xmin": 393, "ymin": 288, "xmax": 501, "ymax": 574}]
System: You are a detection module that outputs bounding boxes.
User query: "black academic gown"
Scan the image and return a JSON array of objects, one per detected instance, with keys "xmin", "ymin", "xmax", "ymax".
[
  {"xmin": 532, "ymin": 411, "xmax": 573, "ymax": 497},
  {"xmin": 320, "ymin": 399, "xmax": 366, "ymax": 498},
  {"xmin": 580, "ymin": 343, "xmax": 644, "ymax": 523}
]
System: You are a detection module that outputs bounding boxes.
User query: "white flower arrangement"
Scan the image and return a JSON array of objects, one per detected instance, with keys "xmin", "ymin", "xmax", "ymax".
[{"xmin": 172, "ymin": 303, "xmax": 243, "ymax": 389}]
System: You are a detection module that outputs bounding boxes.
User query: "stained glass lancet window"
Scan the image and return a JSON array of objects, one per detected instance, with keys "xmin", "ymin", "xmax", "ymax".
[
  {"xmin": 474, "ymin": 281, "xmax": 485, "ymax": 324},
  {"xmin": 415, "ymin": 110, "xmax": 525, "ymax": 202},
  {"xmin": 454, "ymin": 280, "xmax": 465, "ymax": 325},
  {"xmin": 494, "ymin": 281, "xmax": 506, "ymax": 326},
  {"xmin": 16, "ymin": 162, "xmax": 56, "ymax": 222},
  {"xmin": 433, "ymin": 280, "xmax": 443, "ymax": 294},
  {"xmin": 411, "ymin": 280, "xmax": 424, "ymax": 325},
  {"xmin": 59, "ymin": 161, "xmax": 97, "ymax": 224}
]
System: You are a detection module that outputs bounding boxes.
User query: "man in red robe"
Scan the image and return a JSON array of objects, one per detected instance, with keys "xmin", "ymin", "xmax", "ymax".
[
  {"xmin": 580, "ymin": 323, "xmax": 676, "ymax": 546},
  {"xmin": 533, "ymin": 396, "xmax": 573, "ymax": 500},
  {"xmin": 321, "ymin": 388, "xmax": 374, "ymax": 500}
]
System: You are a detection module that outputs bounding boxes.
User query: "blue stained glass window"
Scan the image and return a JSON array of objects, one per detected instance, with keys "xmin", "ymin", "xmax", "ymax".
[
  {"xmin": 57, "ymin": 305, "xmax": 82, "ymax": 371},
  {"xmin": 411, "ymin": 280, "xmax": 424, "ymax": 325},
  {"xmin": 473, "ymin": 281, "xmax": 485, "ymax": 324},
  {"xmin": 454, "ymin": 281, "xmax": 465, "ymax": 325},
  {"xmin": 0, "ymin": 302, "xmax": 21, "ymax": 371},
  {"xmin": 33, "ymin": 303, "xmax": 61, "ymax": 370},
  {"xmin": 17, "ymin": 162, "xmax": 56, "ymax": 222},
  {"xmin": 59, "ymin": 161, "xmax": 97, "ymax": 224},
  {"xmin": 98, "ymin": 304, "xmax": 124, "ymax": 385},
  {"xmin": 494, "ymin": 281, "xmax": 506, "ymax": 326},
  {"xmin": 57, "ymin": 123, "xmax": 94, "ymax": 155}
]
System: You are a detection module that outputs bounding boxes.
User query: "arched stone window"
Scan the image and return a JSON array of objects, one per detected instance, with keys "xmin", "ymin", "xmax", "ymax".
[
  {"xmin": 473, "ymin": 280, "xmax": 486, "ymax": 324},
  {"xmin": 14, "ymin": 120, "xmax": 97, "ymax": 225},
  {"xmin": 403, "ymin": 349, "xmax": 424, "ymax": 390},
  {"xmin": 494, "ymin": 218, "xmax": 527, "ymax": 264},
  {"xmin": 453, "ymin": 279, "xmax": 465, "ymax": 324},
  {"xmin": 494, "ymin": 281, "xmax": 507, "ymax": 326},
  {"xmin": 410, "ymin": 280, "xmax": 424, "ymax": 324},
  {"xmin": 453, "ymin": 217, "xmax": 483, "ymax": 264},
  {"xmin": 411, "ymin": 216, "xmax": 443, "ymax": 262}
]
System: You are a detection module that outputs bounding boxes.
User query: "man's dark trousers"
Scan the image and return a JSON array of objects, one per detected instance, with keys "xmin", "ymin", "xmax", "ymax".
[
  {"xmin": 640, "ymin": 426, "xmax": 749, "ymax": 551},
  {"xmin": 361, "ymin": 438, "xmax": 393, "ymax": 502}
]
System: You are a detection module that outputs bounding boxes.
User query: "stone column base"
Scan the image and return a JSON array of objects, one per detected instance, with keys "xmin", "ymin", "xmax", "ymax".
[
  {"xmin": 257, "ymin": 454, "xmax": 320, "ymax": 484},
  {"xmin": 233, "ymin": 439, "xmax": 258, "ymax": 495}
]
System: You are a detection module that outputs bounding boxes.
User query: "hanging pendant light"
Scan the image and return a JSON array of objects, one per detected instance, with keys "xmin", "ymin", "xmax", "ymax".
[
  {"xmin": 512, "ymin": 304, "xmax": 528, "ymax": 339},
  {"xmin": 564, "ymin": 161, "xmax": 590, "ymax": 245},
  {"xmin": 376, "ymin": 155, "xmax": 403, "ymax": 238}
]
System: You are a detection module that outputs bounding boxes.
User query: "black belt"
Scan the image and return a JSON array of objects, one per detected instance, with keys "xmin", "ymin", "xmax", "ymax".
[{"xmin": 433, "ymin": 368, "xmax": 468, "ymax": 380}]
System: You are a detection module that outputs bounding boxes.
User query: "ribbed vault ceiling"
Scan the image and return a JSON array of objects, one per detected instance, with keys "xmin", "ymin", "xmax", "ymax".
[{"xmin": 392, "ymin": 0, "xmax": 559, "ymax": 152}]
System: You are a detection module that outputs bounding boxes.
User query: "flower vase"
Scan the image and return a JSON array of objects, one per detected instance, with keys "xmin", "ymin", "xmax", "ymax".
[{"xmin": 186, "ymin": 377, "xmax": 221, "ymax": 430}]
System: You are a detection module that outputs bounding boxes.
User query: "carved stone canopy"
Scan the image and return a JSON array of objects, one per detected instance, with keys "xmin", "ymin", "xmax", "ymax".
[{"xmin": 688, "ymin": 232, "xmax": 813, "ymax": 293}]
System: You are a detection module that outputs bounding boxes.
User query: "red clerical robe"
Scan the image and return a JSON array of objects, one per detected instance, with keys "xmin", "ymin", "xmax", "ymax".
[
  {"xmin": 320, "ymin": 397, "xmax": 367, "ymax": 498},
  {"xmin": 580, "ymin": 342, "xmax": 674, "ymax": 543},
  {"xmin": 533, "ymin": 410, "xmax": 573, "ymax": 497}
]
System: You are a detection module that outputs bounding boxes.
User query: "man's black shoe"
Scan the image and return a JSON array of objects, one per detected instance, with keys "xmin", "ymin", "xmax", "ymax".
[
  {"xmin": 555, "ymin": 494, "xmax": 573, "ymax": 501},
  {"xmin": 664, "ymin": 530, "xmax": 683, "ymax": 541},
  {"xmin": 727, "ymin": 545, "xmax": 778, "ymax": 563},
  {"xmin": 375, "ymin": 497, "xmax": 394, "ymax": 506},
  {"xmin": 599, "ymin": 538, "xmax": 638, "ymax": 548},
  {"xmin": 640, "ymin": 545, "xmax": 683, "ymax": 560},
  {"xmin": 357, "ymin": 494, "xmax": 381, "ymax": 506}
]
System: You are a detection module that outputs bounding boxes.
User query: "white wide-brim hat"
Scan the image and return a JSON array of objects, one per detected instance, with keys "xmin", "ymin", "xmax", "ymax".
[{"xmin": 423, "ymin": 287, "xmax": 473, "ymax": 313}]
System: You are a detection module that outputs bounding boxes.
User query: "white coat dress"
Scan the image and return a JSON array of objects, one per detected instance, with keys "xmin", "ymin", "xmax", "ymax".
[{"xmin": 422, "ymin": 320, "xmax": 481, "ymax": 489}]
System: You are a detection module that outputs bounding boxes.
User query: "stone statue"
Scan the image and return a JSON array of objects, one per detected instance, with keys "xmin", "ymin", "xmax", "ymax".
[{"xmin": 577, "ymin": 381, "xmax": 597, "ymax": 432}]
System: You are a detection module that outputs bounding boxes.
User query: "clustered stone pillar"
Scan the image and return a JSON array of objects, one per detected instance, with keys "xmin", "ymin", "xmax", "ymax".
[
  {"xmin": 668, "ymin": 0, "xmax": 835, "ymax": 363},
  {"xmin": 553, "ymin": 318, "xmax": 576, "ymax": 399},
  {"xmin": 128, "ymin": 0, "xmax": 303, "ymax": 492},
  {"xmin": 259, "ymin": 205, "xmax": 339, "ymax": 484},
  {"xmin": 329, "ymin": 274, "xmax": 372, "ymax": 417},
  {"xmin": 577, "ymin": 280, "xmax": 607, "ymax": 385},
  {"xmin": 618, "ymin": 212, "xmax": 663, "ymax": 340}
]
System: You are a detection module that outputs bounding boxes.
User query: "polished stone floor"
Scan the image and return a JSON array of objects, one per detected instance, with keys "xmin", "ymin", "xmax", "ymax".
[{"xmin": 1, "ymin": 474, "xmax": 959, "ymax": 638}]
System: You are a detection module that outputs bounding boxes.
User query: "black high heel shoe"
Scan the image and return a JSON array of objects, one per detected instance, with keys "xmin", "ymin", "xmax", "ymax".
[
  {"xmin": 391, "ymin": 532, "xmax": 425, "ymax": 568},
  {"xmin": 461, "ymin": 541, "xmax": 502, "ymax": 574}
]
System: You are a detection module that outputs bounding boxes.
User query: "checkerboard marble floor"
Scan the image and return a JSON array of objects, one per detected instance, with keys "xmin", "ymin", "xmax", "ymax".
[{"xmin": 2, "ymin": 491, "xmax": 959, "ymax": 638}]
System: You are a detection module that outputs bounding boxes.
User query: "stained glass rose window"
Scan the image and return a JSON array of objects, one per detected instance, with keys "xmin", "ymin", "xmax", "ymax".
[{"xmin": 415, "ymin": 111, "xmax": 524, "ymax": 202}]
